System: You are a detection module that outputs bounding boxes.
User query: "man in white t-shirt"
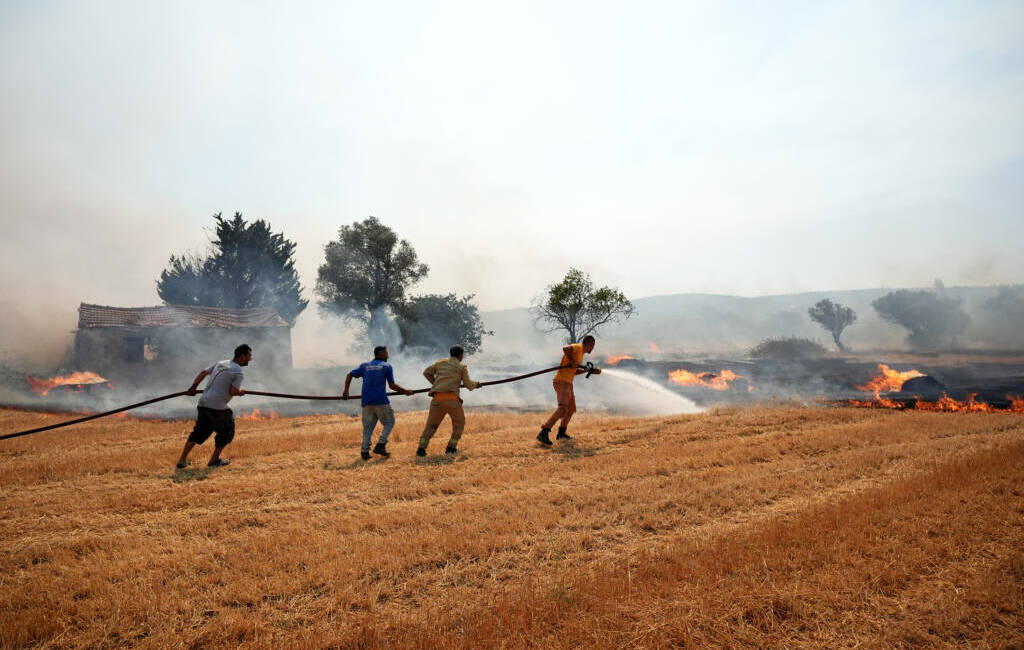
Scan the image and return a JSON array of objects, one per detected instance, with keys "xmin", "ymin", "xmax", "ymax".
[{"xmin": 176, "ymin": 344, "xmax": 252, "ymax": 469}]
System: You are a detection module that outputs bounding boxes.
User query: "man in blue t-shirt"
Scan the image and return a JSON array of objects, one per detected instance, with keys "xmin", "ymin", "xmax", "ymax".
[{"xmin": 343, "ymin": 346, "xmax": 414, "ymax": 459}]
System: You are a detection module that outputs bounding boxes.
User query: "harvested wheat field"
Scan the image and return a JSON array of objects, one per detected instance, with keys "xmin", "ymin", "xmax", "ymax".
[{"xmin": 1, "ymin": 405, "xmax": 1022, "ymax": 648}]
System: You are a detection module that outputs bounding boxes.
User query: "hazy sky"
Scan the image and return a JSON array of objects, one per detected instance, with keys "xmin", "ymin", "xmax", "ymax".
[{"xmin": 2, "ymin": 1, "xmax": 1023, "ymax": 362}]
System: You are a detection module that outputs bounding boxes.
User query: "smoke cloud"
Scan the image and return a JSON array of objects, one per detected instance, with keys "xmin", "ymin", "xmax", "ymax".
[{"xmin": 3, "ymin": 2, "xmax": 1024, "ymax": 420}]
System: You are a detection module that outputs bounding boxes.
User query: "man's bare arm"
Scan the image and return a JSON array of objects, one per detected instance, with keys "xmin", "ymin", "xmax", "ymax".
[
  {"xmin": 342, "ymin": 372, "xmax": 354, "ymax": 400},
  {"xmin": 388, "ymin": 380, "xmax": 414, "ymax": 396},
  {"xmin": 186, "ymin": 370, "xmax": 209, "ymax": 395}
]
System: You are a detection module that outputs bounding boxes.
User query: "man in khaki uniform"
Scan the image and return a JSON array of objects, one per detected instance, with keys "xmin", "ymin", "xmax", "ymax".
[{"xmin": 416, "ymin": 345, "xmax": 481, "ymax": 456}]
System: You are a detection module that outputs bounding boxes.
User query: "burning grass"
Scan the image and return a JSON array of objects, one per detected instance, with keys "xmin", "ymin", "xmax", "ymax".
[
  {"xmin": 848, "ymin": 392, "xmax": 1024, "ymax": 412},
  {"xmin": 1, "ymin": 405, "xmax": 1022, "ymax": 648},
  {"xmin": 849, "ymin": 363, "xmax": 1024, "ymax": 412},
  {"xmin": 604, "ymin": 354, "xmax": 636, "ymax": 365},
  {"xmin": 23, "ymin": 370, "xmax": 111, "ymax": 396},
  {"xmin": 668, "ymin": 367, "xmax": 752, "ymax": 391},
  {"xmin": 857, "ymin": 363, "xmax": 925, "ymax": 394}
]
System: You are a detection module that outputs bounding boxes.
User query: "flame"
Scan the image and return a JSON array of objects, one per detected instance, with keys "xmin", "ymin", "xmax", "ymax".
[
  {"xmin": 606, "ymin": 355, "xmax": 636, "ymax": 366},
  {"xmin": 847, "ymin": 393, "xmax": 1024, "ymax": 413},
  {"xmin": 25, "ymin": 371, "xmax": 111, "ymax": 396},
  {"xmin": 856, "ymin": 364, "xmax": 929, "ymax": 395},
  {"xmin": 669, "ymin": 368, "xmax": 745, "ymax": 391},
  {"xmin": 857, "ymin": 364, "xmax": 924, "ymax": 395},
  {"xmin": 648, "ymin": 342, "xmax": 662, "ymax": 354},
  {"xmin": 240, "ymin": 408, "xmax": 280, "ymax": 421}
]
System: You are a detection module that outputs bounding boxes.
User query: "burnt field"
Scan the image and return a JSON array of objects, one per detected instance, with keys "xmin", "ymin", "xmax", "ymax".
[
  {"xmin": 5, "ymin": 352, "xmax": 1024, "ymax": 422},
  {"xmin": 1, "ymin": 405, "xmax": 1022, "ymax": 648},
  {"xmin": 609, "ymin": 352, "xmax": 1024, "ymax": 408}
]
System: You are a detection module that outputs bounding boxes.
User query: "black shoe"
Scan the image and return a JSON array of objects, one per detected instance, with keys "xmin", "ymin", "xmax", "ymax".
[
  {"xmin": 556, "ymin": 428, "xmax": 572, "ymax": 440},
  {"xmin": 361, "ymin": 451, "xmax": 371, "ymax": 461},
  {"xmin": 444, "ymin": 446, "xmax": 458, "ymax": 455},
  {"xmin": 372, "ymin": 444, "xmax": 390, "ymax": 458},
  {"xmin": 537, "ymin": 428, "xmax": 553, "ymax": 446},
  {"xmin": 207, "ymin": 458, "xmax": 231, "ymax": 467},
  {"xmin": 416, "ymin": 447, "xmax": 427, "ymax": 457}
]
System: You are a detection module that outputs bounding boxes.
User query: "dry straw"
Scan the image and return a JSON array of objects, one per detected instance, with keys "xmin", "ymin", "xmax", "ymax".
[{"xmin": 1, "ymin": 405, "xmax": 1021, "ymax": 648}]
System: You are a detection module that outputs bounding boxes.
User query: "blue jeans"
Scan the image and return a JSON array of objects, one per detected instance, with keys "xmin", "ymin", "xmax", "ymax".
[{"xmin": 361, "ymin": 404, "xmax": 396, "ymax": 452}]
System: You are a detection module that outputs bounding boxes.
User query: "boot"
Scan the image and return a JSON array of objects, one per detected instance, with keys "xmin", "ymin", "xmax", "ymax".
[
  {"xmin": 537, "ymin": 427, "xmax": 553, "ymax": 446},
  {"xmin": 360, "ymin": 451, "xmax": 371, "ymax": 461},
  {"xmin": 556, "ymin": 427, "xmax": 572, "ymax": 440},
  {"xmin": 372, "ymin": 443, "xmax": 390, "ymax": 458}
]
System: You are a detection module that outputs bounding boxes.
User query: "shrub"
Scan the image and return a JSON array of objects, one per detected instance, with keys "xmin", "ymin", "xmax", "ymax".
[{"xmin": 748, "ymin": 337, "xmax": 828, "ymax": 360}]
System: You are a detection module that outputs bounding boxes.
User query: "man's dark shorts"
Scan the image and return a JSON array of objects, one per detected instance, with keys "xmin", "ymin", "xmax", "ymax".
[{"xmin": 188, "ymin": 407, "xmax": 235, "ymax": 447}]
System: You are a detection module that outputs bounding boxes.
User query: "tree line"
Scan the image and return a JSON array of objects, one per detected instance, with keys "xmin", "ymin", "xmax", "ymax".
[
  {"xmin": 809, "ymin": 279, "xmax": 1023, "ymax": 352},
  {"xmin": 156, "ymin": 213, "xmax": 635, "ymax": 355}
]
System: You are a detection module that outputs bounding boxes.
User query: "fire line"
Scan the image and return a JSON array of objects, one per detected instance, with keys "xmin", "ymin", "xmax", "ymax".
[{"xmin": 25, "ymin": 371, "xmax": 112, "ymax": 396}]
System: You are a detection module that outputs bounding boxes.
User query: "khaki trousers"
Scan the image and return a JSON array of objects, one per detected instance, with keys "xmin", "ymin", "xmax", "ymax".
[{"xmin": 419, "ymin": 398, "xmax": 466, "ymax": 449}]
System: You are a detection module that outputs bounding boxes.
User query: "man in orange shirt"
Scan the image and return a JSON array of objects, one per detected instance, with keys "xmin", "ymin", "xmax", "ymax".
[{"xmin": 537, "ymin": 334, "xmax": 600, "ymax": 446}]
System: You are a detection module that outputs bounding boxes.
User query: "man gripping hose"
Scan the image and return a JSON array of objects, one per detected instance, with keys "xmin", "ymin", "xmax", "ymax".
[
  {"xmin": 343, "ymin": 345, "xmax": 414, "ymax": 460},
  {"xmin": 416, "ymin": 345, "xmax": 480, "ymax": 457},
  {"xmin": 537, "ymin": 335, "xmax": 600, "ymax": 445},
  {"xmin": 177, "ymin": 344, "xmax": 251, "ymax": 469}
]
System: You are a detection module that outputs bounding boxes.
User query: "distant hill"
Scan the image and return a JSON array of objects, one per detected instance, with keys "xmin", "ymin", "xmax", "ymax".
[{"xmin": 479, "ymin": 285, "xmax": 1011, "ymax": 360}]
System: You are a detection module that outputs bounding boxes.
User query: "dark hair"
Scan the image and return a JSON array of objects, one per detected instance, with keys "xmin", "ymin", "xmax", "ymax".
[
  {"xmin": 449, "ymin": 345, "xmax": 464, "ymax": 358},
  {"xmin": 582, "ymin": 335, "xmax": 596, "ymax": 345},
  {"xmin": 234, "ymin": 344, "xmax": 252, "ymax": 358},
  {"xmin": 373, "ymin": 345, "xmax": 388, "ymax": 359}
]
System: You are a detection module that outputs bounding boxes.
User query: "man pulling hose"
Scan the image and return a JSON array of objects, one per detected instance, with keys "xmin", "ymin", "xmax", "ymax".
[
  {"xmin": 176, "ymin": 344, "xmax": 251, "ymax": 469},
  {"xmin": 537, "ymin": 335, "xmax": 601, "ymax": 446},
  {"xmin": 416, "ymin": 345, "xmax": 481, "ymax": 457}
]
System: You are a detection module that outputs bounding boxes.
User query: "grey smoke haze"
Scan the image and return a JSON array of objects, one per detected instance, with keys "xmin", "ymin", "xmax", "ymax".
[{"xmin": 2, "ymin": 1, "xmax": 1024, "ymax": 370}]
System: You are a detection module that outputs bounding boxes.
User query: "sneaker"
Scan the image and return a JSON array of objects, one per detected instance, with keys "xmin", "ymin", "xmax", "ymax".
[
  {"xmin": 556, "ymin": 428, "xmax": 572, "ymax": 440},
  {"xmin": 372, "ymin": 444, "xmax": 390, "ymax": 458},
  {"xmin": 361, "ymin": 451, "xmax": 371, "ymax": 461},
  {"xmin": 207, "ymin": 458, "xmax": 231, "ymax": 467},
  {"xmin": 416, "ymin": 447, "xmax": 427, "ymax": 457},
  {"xmin": 444, "ymin": 446, "xmax": 458, "ymax": 455},
  {"xmin": 537, "ymin": 428, "xmax": 553, "ymax": 446}
]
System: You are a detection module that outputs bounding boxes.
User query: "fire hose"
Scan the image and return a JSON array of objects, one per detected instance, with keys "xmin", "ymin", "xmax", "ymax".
[{"xmin": 1, "ymin": 363, "xmax": 601, "ymax": 441}]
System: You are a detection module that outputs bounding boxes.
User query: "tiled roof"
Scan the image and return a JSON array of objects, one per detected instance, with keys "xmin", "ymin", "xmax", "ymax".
[{"xmin": 78, "ymin": 303, "xmax": 289, "ymax": 329}]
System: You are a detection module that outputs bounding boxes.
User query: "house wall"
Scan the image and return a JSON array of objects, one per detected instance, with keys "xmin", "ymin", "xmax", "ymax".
[
  {"xmin": 73, "ymin": 327, "xmax": 293, "ymax": 375},
  {"xmin": 73, "ymin": 329, "xmax": 143, "ymax": 370}
]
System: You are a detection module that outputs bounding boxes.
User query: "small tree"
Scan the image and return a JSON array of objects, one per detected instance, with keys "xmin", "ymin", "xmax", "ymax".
[
  {"xmin": 157, "ymin": 212, "xmax": 307, "ymax": 324},
  {"xmin": 315, "ymin": 217, "xmax": 429, "ymax": 342},
  {"xmin": 394, "ymin": 293, "xmax": 493, "ymax": 355},
  {"xmin": 808, "ymin": 298, "xmax": 857, "ymax": 351},
  {"xmin": 872, "ymin": 284, "xmax": 969, "ymax": 349},
  {"xmin": 531, "ymin": 268, "xmax": 634, "ymax": 343}
]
